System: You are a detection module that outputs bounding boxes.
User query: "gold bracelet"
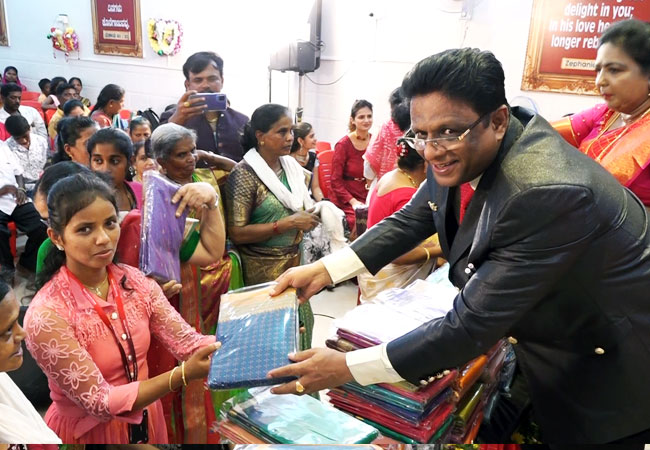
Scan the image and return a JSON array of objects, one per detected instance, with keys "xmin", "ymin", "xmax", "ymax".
[
  {"xmin": 423, "ymin": 246, "xmax": 430, "ymax": 263},
  {"xmin": 168, "ymin": 366, "xmax": 179, "ymax": 392},
  {"xmin": 181, "ymin": 361, "xmax": 188, "ymax": 386}
]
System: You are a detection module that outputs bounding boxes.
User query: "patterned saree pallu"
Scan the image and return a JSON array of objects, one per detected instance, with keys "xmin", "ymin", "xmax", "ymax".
[
  {"xmin": 140, "ymin": 171, "xmax": 189, "ymax": 282},
  {"xmin": 224, "ymin": 388, "xmax": 379, "ymax": 443},
  {"xmin": 208, "ymin": 283, "xmax": 299, "ymax": 389}
]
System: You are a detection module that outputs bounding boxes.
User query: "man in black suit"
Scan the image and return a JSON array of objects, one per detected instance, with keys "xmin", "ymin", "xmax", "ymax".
[{"xmin": 267, "ymin": 48, "xmax": 650, "ymax": 445}]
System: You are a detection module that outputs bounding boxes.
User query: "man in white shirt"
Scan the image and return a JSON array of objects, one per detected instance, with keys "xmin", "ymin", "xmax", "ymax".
[
  {"xmin": 4, "ymin": 116, "xmax": 48, "ymax": 191},
  {"xmin": 0, "ymin": 83, "xmax": 47, "ymax": 139},
  {"xmin": 266, "ymin": 49, "xmax": 650, "ymax": 445},
  {"xmin": 0, "ymin": 145, "xmax": 47, "ymax": 284}
]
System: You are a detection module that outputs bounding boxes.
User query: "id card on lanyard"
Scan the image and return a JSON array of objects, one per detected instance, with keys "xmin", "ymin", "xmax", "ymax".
[{"xmin": 65, "ymin": 265, "xmax": 149, "ymax": 443}]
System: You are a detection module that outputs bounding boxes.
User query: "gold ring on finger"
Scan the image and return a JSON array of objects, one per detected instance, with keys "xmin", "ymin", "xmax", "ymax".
[
  {"xmin": 183, "ymin": 101, "xmax": 191, "ymax": 108},
  {"xmin": 295, "ymin": 380, "xmax": 305, "ymax": 393}
]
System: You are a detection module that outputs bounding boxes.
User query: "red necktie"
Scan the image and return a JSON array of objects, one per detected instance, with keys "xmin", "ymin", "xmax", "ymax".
[{"xmin": 459, "ymin": 182, "xmax": 475, "ymax": 224}]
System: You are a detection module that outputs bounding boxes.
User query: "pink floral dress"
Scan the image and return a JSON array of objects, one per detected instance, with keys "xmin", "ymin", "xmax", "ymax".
[{"xmin": 24, "ymin": 263, "xmax": 215, "ymax": 444}]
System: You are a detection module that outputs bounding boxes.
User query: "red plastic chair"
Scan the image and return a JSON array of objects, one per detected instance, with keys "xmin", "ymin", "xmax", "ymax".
[
  {"xmin": 315, "ymin": 141, "xmax": 331, "ymax": 154},
  {"xmin": 8, "ymin": 222, "xmax": 16, "ymax": 257},
  {"xmin": 317, "ymin": 150, "xmax": 334, "ymax": 199},
  {"xmin": 119, "ymin": 109, "xmax": 132, "ymax": 122},
  {"xmin": 45, "ymin": 109, "xmax": 56, "ymax": 126},
  {"xmin": 22, "ymin": 91, "xmax": 41, "ymax": 101},
  {"xmin": 20, "ymin": 101, "xmax": 45, "ymax": 121}
]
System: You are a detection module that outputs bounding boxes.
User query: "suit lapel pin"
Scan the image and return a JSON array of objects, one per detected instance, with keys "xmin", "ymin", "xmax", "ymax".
[{"xmin": 428, "ymin": 201, "xmax": 438, "ymax": 212}]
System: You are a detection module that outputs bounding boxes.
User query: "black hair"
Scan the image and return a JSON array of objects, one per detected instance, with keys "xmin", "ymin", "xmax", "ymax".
[
  {"xmin": 397, "ymin": 142, "xmax": 424, "ymax": 172},
  {"xmin": 3, "ymin": 66, "xmax": 17, "ymax": 75},
  {"xmin": 1, "ymin": 83, "xmax": 22, "ymax": 98},
  {"xmin": 349, "ymin": 99, "xmax": 373, "ymax": 132},
  {"xmin": 401, "ymin": 48, "xmax": 508, "ymax": 117},
  {"xmin": 129, "ymin": 116, "xmax": 152, "ymax": 135},
  {"xmin": 0, "ymin": 279, "xmax": 10, "ymax": 303},
  {"xmin": 290, "ymin": 122, "xmax": 313, "ymax": 153},
  {"xmin": 389, "ymin": 87, "xmax": 403, "ymax": 109},
  {"xmin": 5, "ymin": 115, "xmax": 30, "ymax": 137},
  {"xmin": 91, "ymin": 84, "xmax": 125, "ymax": 114},
  {"xmin": 69, "ymin": 77, "xmax": 83, "ymax": 87},
  {"xmin": 182, "ymin": 51, "xmax": 224, "ymax": 79},
  {"xmin": 37, "ymin": 173, "xmax": 118, "ymax": 289},
  {"xmin": 53, "ymin": 116, "xmax": 98, "ymax": 163},
  {"xmin": 87, "ymin": 127, "xmax": 134, "ymax": 160},
  {"xmin": 34, "ymin": 161, "xmax": 91, "ymax": 200},
  {"xmin": 38, "ymin": 78, "xmax": 51, "ymax": 91},
  {"xmin": 392, "ymin": 100, "xmax": 411, "ymax": 132},
  {"xmin": 56, "ymin": 83, "xmax": 76, "ymax": 97},
  {"xmin": 49, "ymin": 77, "xmax": 67, "ymax": 94},
  {"xmin": 133, "ymin": 138, "xmax": 153, "ymax": 159},
  {"xmin": 600, "ymin": 19, "xmax": 650, "ymax": 75},
  {"xmin": 240, "ymin": 104, "xmax": 291, "ymax": 150},
  {"xmin": 62, "ymin": 99, "xmax": 85, "ymax": 116}
]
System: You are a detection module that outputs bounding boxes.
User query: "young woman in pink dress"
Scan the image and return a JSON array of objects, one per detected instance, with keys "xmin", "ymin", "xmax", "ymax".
[{"xmin": 24, "ymin": 173, "xmax": 221, "ymax": 444}]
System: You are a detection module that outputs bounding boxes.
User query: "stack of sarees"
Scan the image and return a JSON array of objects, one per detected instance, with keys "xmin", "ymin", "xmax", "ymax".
[{"xmin": 216, "ymin": 387, "xmax": 379, "ymax": 444}]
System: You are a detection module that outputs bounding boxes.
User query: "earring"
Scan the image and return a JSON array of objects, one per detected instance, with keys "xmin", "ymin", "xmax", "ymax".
[
  {"xmin": 56, "ymin": 245, "xmax": 64, "ymax": 251},
  {"xmin": 260, "ymin": 141, "xmax": 265, "ymax": 146},
  {"xmin": 128, "ymin": 166, "xmax": 136, "ymax": 178}
]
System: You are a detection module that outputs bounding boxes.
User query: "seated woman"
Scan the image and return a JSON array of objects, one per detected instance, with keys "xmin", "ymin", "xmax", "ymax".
[
  {"xmin": 2, "ymin": 66, "xmax": 27, "ymax": 91},
  {"xmin": 132, "ymin": 139, "xmax": 158, "ymax": 183},
  {"xmin": 226, "ymin": 104, "xmax": 319, "ymax": 350},
  {"xmin": 91, "ymin": 84, "xmax": 127, "ymax": 130},
  {"xmin": 150, "ymin": 123, "xmax": 234, "ymax": 443},
  {"xmin": 52, "ymin": 116, "xmax": 99, "ymax": 165},
  {"xmin": 553, "ymin": 19, "xmax": 650, "ymax": 209},
  {"xmin": 330, "ymin": 99, "xmax": 373, "ymax": 232},
  {"xmin": 87, "ymin": 128, "xmax": 142, "ymax": 212},
  {"xmin": 290, "ymin": 122, "xmax": 323, "ymax": 201},
  {"xmin": 0, "ymin": 280, "xmax": 61, "ymax": 443},
  {"xmin": 358, "ymin": 139, "xmax": 443, "ymax": 302},
  {"xmin": 25, "ymin": 174, "xmax": 221, "ymax": 444},
  {"xmin": 364, "ymin": 88, "xmax": 408, "ymax": 188},
  {"xmin": 69, "ymin": 77, "xmax": 92, "ymax": 108}
]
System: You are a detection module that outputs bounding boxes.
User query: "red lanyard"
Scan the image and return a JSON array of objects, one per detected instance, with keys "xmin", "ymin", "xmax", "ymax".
[{"xmin": 65, "ymin": 266, "xmax": 138, "ymax": 383}]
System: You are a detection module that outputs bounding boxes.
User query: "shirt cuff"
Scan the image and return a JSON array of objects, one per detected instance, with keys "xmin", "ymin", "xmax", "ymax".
[
  {"xmin": 346, "ymin": 344, "xmax": 405, "ymax": 386},
  {"xmin": 321, "ymin": 246, "xmax": 367, "ymax": 284},
  {"xmin": 108, "ymin": 381, "xmax": 141, "ymax": 417}
]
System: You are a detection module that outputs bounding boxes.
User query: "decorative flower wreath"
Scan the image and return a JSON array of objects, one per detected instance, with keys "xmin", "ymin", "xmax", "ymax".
[
  {"xmin": 147, "ymin": 18, "xmax": 183, "ymax": 56},
  {"xmin": 47, "ymin": 26, "xmax": 79, "ymax": 58}
]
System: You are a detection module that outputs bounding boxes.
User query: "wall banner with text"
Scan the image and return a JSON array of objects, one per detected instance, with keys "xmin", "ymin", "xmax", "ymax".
[
  {"xmin": 522, "ymin": 0, "xmax": 650, "ymax": 95},
  {"xmin": 91, "ymin": 0, "xmax": 142, "ymax": 57}
]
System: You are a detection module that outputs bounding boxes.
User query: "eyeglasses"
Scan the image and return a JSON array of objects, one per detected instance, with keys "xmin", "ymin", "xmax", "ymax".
[{"xmin": 402, "ymin": 113, "xmax": 489, "ymax": 152}]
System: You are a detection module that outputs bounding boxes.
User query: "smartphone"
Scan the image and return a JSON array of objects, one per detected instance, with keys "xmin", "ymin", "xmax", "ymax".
[{"xmin": 190, "ymin": 92, "xmax": 227, "ymax": 111}]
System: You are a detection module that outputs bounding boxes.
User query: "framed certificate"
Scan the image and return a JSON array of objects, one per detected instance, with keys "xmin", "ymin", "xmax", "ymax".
[{"xmin": 91, "ymin": 0, "xmax": 142, "ymax": 57}]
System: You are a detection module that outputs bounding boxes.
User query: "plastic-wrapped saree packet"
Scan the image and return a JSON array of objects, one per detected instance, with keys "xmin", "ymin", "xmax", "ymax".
[
  {"xmin": 208, "ymin": 283, "xmax": 299, "ymax": 389},
  {"xmin": 223, "ymin": 388, "xmax": 379, "ymax": 444},
  {"xmin": 139, "ymin": 171, "xmax": 191, "ymax": 282}
]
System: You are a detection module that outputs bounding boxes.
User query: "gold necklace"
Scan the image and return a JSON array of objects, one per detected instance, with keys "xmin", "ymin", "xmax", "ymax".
[
  {"xmin": 84, "ymin": 275, "xmax": 109, "ymax": 297},
  {"xmin": 398, "ymin": 168, "xmax": 418, "ymax": 188}
]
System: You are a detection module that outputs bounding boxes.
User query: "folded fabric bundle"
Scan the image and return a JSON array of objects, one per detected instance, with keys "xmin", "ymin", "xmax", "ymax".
[
  {"xmin": 218, "ymin": 420, "xmax": 267, "ymax": 444},
  {"xmin": 224, "ymin": 388, "xmax": 379, "ymax": 444},
  {"xmin": 328, "ymin": 387, "xmax": 454, "ymax": 443},
  {"xmin": 454, "ymin": 355, "xmax": 488, "ymax": 399},
  {"xmin": 454, "ymin": 382, "xmax": 486, "ymax": 431},
  {"xmin": 359, "ymin": 415, "xmax": 455, "ymax": 444},
  {"xmin": 208, "ymin": 283, "xmax": 299, "ymax": 389},
  {"xmin": 140, "ymin": 171, "xmax": 189, "ymax": 282}
]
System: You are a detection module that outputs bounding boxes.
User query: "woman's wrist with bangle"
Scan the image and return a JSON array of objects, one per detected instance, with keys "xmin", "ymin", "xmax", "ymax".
[
  {"xmin": 168, "ymin": 366, "xmax": 180, "ymax": 392},
  {"xmin": 422, "ymin": 246, "xmax": 431, "ymax": 262}
]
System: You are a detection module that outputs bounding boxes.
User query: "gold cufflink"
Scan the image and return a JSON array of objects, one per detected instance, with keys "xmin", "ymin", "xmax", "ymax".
[{"xmin": 428, "ymin": 201, "xmax": 438, "ymax": 211}]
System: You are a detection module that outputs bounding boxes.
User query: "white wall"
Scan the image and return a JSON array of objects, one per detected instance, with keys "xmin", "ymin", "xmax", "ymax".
[{"xmin": 0, "ymin": 0, "xmax": 600, "ymax": 145}]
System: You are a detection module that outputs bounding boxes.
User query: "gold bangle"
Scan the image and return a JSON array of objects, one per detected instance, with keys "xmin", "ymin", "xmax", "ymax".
[
  {"xmin": 423, "ymin": 246, "xmax": 430, "ymax": 262},
  {"xmin": 181, "ymin": 361, "xmax": 188, "ymax": 386},
  {"xmin": 168, "ymin": 366, "xmax": 179, "ymax": 392}
]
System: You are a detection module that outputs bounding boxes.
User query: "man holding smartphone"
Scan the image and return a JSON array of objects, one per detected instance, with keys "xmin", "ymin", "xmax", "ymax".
[{"xmin": 160, "ymin": 51, "xmax": 249, "ymax": 164}]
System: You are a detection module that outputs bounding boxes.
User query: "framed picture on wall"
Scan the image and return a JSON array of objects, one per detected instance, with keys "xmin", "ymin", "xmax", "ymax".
[
  {"xmin": 0, "ymin": 0, "xmax": 9, "ymax": 46},
  {"xmin": 90, "ymin": 0, "xmax": 142, "ymax": 57},
  {"xmin": 521, "ymin": 0, "xmax": 650, "ymax": 95}
]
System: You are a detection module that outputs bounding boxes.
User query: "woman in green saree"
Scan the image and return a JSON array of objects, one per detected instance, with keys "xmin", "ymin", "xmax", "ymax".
[{"xmin": 225, "ymin": 104, "xmax": 320, "ymax": 351}]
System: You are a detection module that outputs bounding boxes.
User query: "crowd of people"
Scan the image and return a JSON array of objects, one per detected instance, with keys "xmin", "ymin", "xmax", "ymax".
[{"xmin": 0, "ymin": 17, "xmax": 649, "ymax": 449}]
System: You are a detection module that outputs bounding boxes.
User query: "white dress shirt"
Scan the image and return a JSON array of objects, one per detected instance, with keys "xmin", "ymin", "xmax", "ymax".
[
  {"xmin": 0, "ymin": 145, "xmax": 23, "ymax": 215},
  {"xmin": 0, "ymin": 105, "xmax": 48, "ymax": 139}
]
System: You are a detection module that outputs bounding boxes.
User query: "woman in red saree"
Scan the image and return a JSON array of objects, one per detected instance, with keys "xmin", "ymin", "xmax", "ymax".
[{"xmin": 553, "ymin": 20, "xmax": 650, "ymax": 207}]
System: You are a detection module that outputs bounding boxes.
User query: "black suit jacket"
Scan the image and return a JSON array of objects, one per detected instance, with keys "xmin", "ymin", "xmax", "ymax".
[{"xmin": 350, "ymin": 107, "xmax": 650, "ymax": 443}]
